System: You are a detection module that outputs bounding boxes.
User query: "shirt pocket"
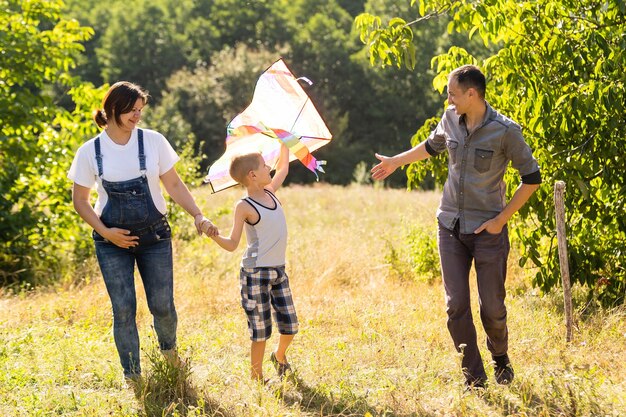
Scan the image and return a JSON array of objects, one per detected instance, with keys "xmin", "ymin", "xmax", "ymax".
[
  {"xmin": 474, "ymin": 149, "xmax": 494, "ymax": 173},
  {"xmin": 446, "ymin": 140, "xmax": 459, "ymax": 164}
]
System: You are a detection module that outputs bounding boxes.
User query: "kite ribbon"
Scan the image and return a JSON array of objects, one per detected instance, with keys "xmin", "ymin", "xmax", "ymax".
[{"xmin": 227, "ymin": 124, "xmax": 326, "ymax": 180}]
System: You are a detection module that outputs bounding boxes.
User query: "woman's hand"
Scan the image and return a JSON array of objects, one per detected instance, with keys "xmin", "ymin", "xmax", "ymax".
[
  {"xmin": 201, "ymin": 219, "xmax": 219, "ymax": 237},
  {"xmin": 195, "ymin": 215, "xmax": 218, "ymax": 237},
  {"xmin": 72, "ymin": 183, "xmax": 139, "ymax": 248},
  {"xmin": 102, "ymin": 227, "xmax": 139, "ymax": 248},
  {"xmin": 161, "ymin": 169, "xmax": 216, "ymax": 237}
]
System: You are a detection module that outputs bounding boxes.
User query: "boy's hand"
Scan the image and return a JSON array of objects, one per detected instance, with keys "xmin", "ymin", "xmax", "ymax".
[{"xmin": 200, "ymin": 218, "xmax": 219, "ymax": 237}]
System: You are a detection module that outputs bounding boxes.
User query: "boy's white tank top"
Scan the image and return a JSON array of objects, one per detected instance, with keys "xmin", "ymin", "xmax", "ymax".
[{"xmin": 241, "ymin": 190, "xmax": 287, "ymax": 268}]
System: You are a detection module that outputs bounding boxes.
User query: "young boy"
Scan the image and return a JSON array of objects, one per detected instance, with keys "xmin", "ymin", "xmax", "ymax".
[{"xmin": 202, "ymin": 144, "xmax": 298, "ymax": 382}]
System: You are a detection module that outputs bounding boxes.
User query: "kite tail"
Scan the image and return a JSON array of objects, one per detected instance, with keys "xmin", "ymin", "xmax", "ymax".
[
  {"xmin": 226, "ymin": 124, "xmax": 327, "ymax": 180},
  {"xmin": 313, "ymin": 160, "xmax": 326, "ymax": 180},
  {"xmin": 278, "ymin": 133, "xmax": 326, "ymax": 180}
]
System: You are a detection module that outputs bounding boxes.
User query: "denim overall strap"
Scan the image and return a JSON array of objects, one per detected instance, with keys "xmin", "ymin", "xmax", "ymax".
[
  {"xmin": 94, "ymin": 130, "xmax": 144, "ymax": 177},
  {"xmin": 95, "ymin": 137, "xmax": 103, "ymax": 178},
  {"xmin": 137, "ymin": 129, "xmax": 146, "ymax": 176}
]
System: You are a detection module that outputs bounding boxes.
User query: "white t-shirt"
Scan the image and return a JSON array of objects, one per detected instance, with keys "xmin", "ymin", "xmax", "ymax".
[{"xmin": 68, "ymin": 128, "xmax": 180, "ymax": 215}]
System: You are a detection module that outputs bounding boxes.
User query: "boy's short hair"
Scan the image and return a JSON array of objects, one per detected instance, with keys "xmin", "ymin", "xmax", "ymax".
[{"xmin": 229, "ymin": 153, "xmax": 263, "ymax": 185}]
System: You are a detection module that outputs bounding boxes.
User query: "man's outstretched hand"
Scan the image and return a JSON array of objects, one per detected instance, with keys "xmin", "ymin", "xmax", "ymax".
[{"xmin": 371, "ymin": 153, "xmax": 397, "ymax": 181}]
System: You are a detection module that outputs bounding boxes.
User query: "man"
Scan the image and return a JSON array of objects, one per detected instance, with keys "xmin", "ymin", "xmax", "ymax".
[{"xmin": 371, "ymin": 65, "xmax": 541, "ymax": 388}]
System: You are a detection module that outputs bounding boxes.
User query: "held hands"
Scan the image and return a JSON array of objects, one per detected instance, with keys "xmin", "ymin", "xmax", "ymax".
[
  {"xmin": 370, "ymin": 153, "xmax": 397, "ymax": 181},
  {"xmin": 103, "ymin": 227, "xmax": 139, "ymax": 248},
  {"xmin": 195, "ymin": 215, "xmax": 218, "ymax": 237}
]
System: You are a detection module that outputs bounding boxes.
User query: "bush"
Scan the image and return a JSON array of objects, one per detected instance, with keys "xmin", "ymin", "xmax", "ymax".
[
  {"xmin": 386, "ymin": 224, "xmax": 440, "ymax": 284},
  {"xmin": 0, "ymin": 0, "xmax": 101, "ymax": 286}
]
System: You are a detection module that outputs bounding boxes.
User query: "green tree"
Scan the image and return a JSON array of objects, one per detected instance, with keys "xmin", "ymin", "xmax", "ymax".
[
  {"xmin": 336, "ymin": 0, "xmax": 367, "ymax": 17},
  {"xmin": 356, "ymin": 0, "xmax": 626, "ymax": 305},
  {"xmin": 198, "ymin": 0, "xmax": 290, "ymax": 50},
  {"xmin": 95, "ymin": 0, "xmax": 191, "ymax": 100},
  {"xmin": 282, "ymin": 0, "xmax": 362, "ymax": 183},
  {"xmin": 1, "ymin": 0, "xmax": 105, "ymax": 285},
  {"xmin": 61, "ymin": 0, "xmax": 109, "ymax": 86}
]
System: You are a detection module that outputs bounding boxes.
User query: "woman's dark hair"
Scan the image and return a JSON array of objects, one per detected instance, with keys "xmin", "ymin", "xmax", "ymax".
[
  {"xmin": 93, "ymin": 81, "xmax": 149, "ymax": 128},
  {"xmin": 449, "ymin": 65, "xmax": 486, "ymax": 99}
]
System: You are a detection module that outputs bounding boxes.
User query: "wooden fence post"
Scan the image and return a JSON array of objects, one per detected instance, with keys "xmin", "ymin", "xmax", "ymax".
[{"xmin": 554, "ymin": 181, "xmax": 573, "ymax": 342}]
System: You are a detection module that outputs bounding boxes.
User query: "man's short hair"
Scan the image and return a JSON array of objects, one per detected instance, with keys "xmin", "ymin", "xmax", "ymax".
[
  {"xmin": 229, "ymin": 153, "xmax": 263, "ymax": 185},
  {"xmin": 449, "ymin": 65, "xmax": 486, "ymax": 98}
]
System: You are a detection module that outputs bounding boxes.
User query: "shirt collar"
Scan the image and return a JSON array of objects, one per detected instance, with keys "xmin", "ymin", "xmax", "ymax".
[{"xmin": 459, "ymin": 101, "xmax": 495, "ymax": 128}]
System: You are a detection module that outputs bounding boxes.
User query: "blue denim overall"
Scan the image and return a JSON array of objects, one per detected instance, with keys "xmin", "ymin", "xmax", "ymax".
[{"xmin": 93, "ymin": 129, "xmax": 177, "ymax": 377}]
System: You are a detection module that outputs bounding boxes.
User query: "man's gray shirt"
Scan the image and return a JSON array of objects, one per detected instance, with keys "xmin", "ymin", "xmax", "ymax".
[{"xmin": 426, "ymin": 102, "xmax": 540, "ymax": 234}]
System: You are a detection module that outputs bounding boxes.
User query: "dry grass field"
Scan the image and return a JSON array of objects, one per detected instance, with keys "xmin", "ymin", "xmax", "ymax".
[{"xmin": 1, "ymin": 184, "xmax": 624, "ymax": 416}]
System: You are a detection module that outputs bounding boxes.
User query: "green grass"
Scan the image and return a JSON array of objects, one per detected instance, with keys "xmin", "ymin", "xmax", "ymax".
[{"xmin": 0, "ymin": 184, "xmax": 624, "ymax": 416}]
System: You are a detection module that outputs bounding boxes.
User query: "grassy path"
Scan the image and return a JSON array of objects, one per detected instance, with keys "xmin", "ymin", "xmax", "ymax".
[{"xmin": 1, "ymin": 185, "xmax": 624, "ymax": 416}]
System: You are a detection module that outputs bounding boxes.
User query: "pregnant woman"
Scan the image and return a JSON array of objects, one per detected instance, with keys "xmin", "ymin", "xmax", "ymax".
[{"xmin": 68, "ymin": 81, "xmax": 217, "ymax": 384}]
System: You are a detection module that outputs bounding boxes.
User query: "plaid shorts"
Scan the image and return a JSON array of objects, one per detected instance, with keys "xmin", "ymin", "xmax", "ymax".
[{"xmin": 239, "ymin": 266, "xmax": 299, "ymax": 342}]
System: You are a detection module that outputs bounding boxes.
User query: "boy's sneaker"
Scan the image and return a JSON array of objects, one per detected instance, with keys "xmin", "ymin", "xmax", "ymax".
[
  {"xmin": 493, "ymin": 354, "xmax": 514, "ymax": 385},
  {"xmin": 270, "ymin": 351, "xmax": 291, "ymax": 377}
]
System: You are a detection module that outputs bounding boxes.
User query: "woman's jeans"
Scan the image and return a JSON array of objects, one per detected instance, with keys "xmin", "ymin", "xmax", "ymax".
[{"xmin": 95, "ymin": 239, "xmax": 177, "ymax": 377}]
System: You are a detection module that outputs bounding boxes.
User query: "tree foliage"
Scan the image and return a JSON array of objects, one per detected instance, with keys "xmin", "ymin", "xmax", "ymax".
[
  {"xmin": 0, "ymin": 0, "xmax": 104, "ymax": 285},
  {"xmin": 95, "ymin": 1, "xmax": 191, "ymax": 100},
  {"xmin": 356, "ymin": 0, "xmax": 626, "ymax": 305}
]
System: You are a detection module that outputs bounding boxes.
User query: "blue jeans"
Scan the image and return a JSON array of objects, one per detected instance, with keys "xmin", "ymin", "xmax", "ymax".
[{"xmin": 95, "ymin": 238, "xmax": 177, "ymax": 377}]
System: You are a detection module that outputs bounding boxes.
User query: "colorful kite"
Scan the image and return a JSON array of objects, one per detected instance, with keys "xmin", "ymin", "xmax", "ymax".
[{"xmin": 204, "ymin": 58, "xmax": 333, "ymax": 192}]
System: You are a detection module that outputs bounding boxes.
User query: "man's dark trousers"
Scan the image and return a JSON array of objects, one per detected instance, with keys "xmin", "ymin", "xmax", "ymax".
[{"xmin": 438, "ymin": 220, "xmax": 510, "ymax": 384}]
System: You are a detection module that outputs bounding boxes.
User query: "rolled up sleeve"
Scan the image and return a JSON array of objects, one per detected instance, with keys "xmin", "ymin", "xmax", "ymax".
[
  {"xmin": 503, "ymin": 126, "xmax": 540, "ymax": 177},
  {"xmin": 426, "ymin": 119, "xmax": 448, "ymax": 156}
]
